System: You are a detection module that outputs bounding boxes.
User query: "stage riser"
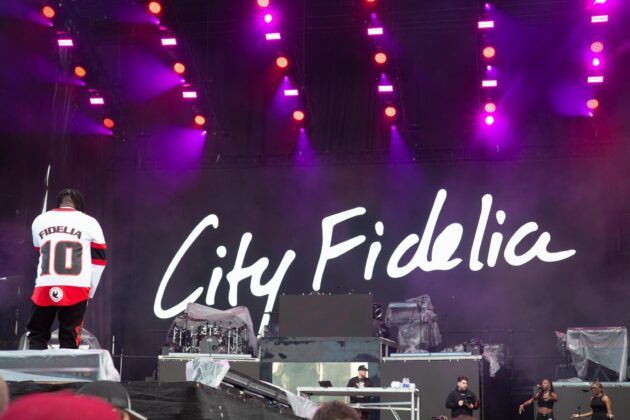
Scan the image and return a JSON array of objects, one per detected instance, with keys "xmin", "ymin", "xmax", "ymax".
[
  {"xmin": 260, "ymin": 337, "xmax": 388, "ymax": 362},
  {"xmin": 380, "ymin": 358, "xmax": 481, "ymax": 420},
  {"xmin": 157, "ymin": 357, "xmax": 260, "ymax": 381},
  {"xmin": 548, "ymin": 384, "xmax": 630, "ymax": 419}
]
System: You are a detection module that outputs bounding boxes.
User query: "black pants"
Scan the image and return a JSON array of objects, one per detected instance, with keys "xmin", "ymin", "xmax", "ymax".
[
  {"xmin": 536, "ymin": 413, "xmax": 554, "ymax": 420},
  {"xmin": 26, "ymin": 300, "xmax": 88, "ymax": 349}
]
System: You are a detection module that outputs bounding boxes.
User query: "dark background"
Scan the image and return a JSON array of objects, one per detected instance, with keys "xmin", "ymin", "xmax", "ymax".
[{"xmin": 1, "ymin": 0, "xmax": 630, "ymax": 418}]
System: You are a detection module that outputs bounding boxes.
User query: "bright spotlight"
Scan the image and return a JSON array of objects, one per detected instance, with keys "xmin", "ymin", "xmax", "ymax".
[
  {"xmin": 484, "ymin": 102, "xmax": 496, "ymax": 113},
  {"xmin": 103, "ymin": 118, "xmax": 115, "ymax": 129},
  {"xmin": 592, "ymin": 57, "xmax": 601, "ymax": 67},
  {"xmin": 586, "ymin": 99, "xmax": 599, "ymax": 110},
  {"xmin": 367, "ymin": 27, "xmax": 384, "ymax": 36},
  {"xmin": 89, "ymin": 97, "xmax": 105, "ymax": 106},
  {"xmin": 478, "ymin": 20, "xmax": 494, "ymax": 29},
  {"xmin": 148, "ymin": 1, "xmax": 162, "ymax": 15},
  {"xmin": 74, "ymin": 66, "xmax": 87, "ymax": 78},
  {"xmin": 590, "ymin": 41, "xmax": 604, "ymax": 53},
  {"xmin": 42, "ymin": 5, "xmax": 56, "ymax": 19},
  {"xmin": 182, "ymin": 90, "xmax": 198, "ymax": 99},
  {"xmin": 57, "ymin": 38, "xmax": 74, "ymax": 47},
  {"xmin": 161, "ymin": 37, "xmax": 177, "ymax": 46},
  {"xmin": 257, "ymin": 0, "xmax": 270, "ymax": 7},
  {"xmin": 484, "ymin": 115, "xmax": 495, "ymax": 126},
  {"xmin": 265, "ymin": 32, "xmax": 281, "ymax": 40},
  {"xmin": 587, "ymin": 76, "xmax": 604, "ymax": 83},
  {"xmin": 378, "ymin": 85, "xmax": 394, "ymax": 93},
  {"xmin": 374, "ymin": 52, "xmax": 387, "ymax": 64},
  {"xmin": 293, "ymin": 110, "xmax": 305, "ymax": 121},
  {"xmin": 284, "ymin": 89, "xmax": 299, "ymax": 97},
  {"xmin": 384, "ymin": 106, "xmax": 397, "ymax": 118},
  {"xmin": 173, "ymin": 62, "xmax": 186, "ymax": 74},
  {"xmin": 481, "ymin": 79, "xmax": 498, "ymax": 87},
  {"xmin": 482, "ymin": 46, "xmax": 496, "ymax": 58},
  {"xmin": 593, "ymin": 0, "xmax": 607, "ymax": 3},
  {"xmin": 591, "ymin": 15, "xmax": 608, "ymax": 23},
  {"xmin": 275, "ymin": 56, "xmax": 289, "ymax": 68},
  {"xmin": 194, "ymin": 115, "xmax": 206, "ymax": 126},
  {"xmin": 264, "ymin": 13, "xmax": 273, "ymax": 23}
]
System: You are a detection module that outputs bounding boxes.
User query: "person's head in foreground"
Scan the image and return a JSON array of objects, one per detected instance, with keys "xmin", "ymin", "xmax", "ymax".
[{"xmin": 313, "ymin": 400, "xmax": 360, "ymax": 420}]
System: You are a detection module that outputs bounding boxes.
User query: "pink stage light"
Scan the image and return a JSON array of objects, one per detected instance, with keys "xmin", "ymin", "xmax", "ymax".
[
  {"xmin": 593, "ymin": 0, "xmax": 607, "ymax": 3},
  {"xmin": 478, "ymin": 20, "xmax": 495, "ymax": 29},
  {"xmin": 484, "ymin": 115, "xmax": 495, "ymax": 126},
  {"xmin": 89, "ymin": 97, "xmax": 105, "ymax": 105},
  {"xmin": 182, "ymin": 91, "xmax": 198, "ymax": 99},
  {"xmin": 265, "ymin": 32, "xmax": 281, "ymax": 40},
  {"xmin": 284, "ymin": 89, "xmax": 299, "ymax": 96},
  {"xmin": 57, "ymin": 39, "xmax": 74, "ymax": 47},
  {"xmin": 591, "ymin": 15, "xmax": 609, "ymax": 23},
  {"xmin": 257, "ymin": 0, "xmax": 270, "ymax": 7},
  {"xmin": 592, "ymin": 57, "xmax": 601, "ymax": 67},
  {"xmin": 264, "ymin": 13, "xmax": 273, "ymax": 23},
  {"xmin": 481, "ymin": 80, "xmax": 498, "ymax": 87},
  {"xmin": 384, "ymin": 106, "xmax": 397, "ymax": 118},
  {"xmin": 161, "ymin": 37, "xmax": 177, "ymax": 46},
  {"xmin": 378, "ymin": 85, "xmax": 394, "ymax": 93},
  {"xmin": 367, "ymin": 27, "xmax": 384, "ymax": 36},
  {"xmin": 587, "ymin": 76, "xmax": 604, "ymax": 83}
]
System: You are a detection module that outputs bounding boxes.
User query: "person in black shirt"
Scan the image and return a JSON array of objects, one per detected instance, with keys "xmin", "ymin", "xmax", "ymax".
[
  {"xmin": 346, "ymin": 365, "xmax": 373, "ymax": 420},
  {"xmin": 445, "ymin": 376, "xmax": 480, "ymax": 419}
]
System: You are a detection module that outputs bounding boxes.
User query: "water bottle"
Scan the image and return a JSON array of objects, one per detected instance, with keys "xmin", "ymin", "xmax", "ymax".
[{"xmin": 402, "ymin": 377, "xmax": 409, "ymax": 388}]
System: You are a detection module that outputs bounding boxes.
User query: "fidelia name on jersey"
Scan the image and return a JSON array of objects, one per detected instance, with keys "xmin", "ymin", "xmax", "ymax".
[{"xmin": 38, "ymin": 226, "xmax": 83, "ymax": 239}]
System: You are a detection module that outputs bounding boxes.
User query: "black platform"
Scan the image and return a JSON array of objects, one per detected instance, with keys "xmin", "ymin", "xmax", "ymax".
[{"xmin": 7, "ymin": 381, "xmax": 300, "ymax": 420}]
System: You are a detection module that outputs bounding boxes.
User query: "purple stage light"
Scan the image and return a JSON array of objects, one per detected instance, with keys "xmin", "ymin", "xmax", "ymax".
[
  {"xmin": 378, "ymin": 85, "xmax": 394, "ymax": 93},
  {"xmin": 265, "ymin": 32, "xmax": 281, "ymax": 40},
  {"xmin": 89, "ymin": 97, "xmax": 105, "ymax": 105},
  {"xmin": 484, "ymin": 115, "xmax": 495, "ymax": 125},
  {"xmin": 592, "ymin": 57, "xmax": 601, "ymax": 66},
  {"xmin": 593, "ymin": 0, "xmax": 607, "ymax": 3},
  {"xmin": 284, "ymin": 89, "xmax": 299, "ymax": 96},
  {"xmin": 182, "ymin": 90, "xmax": 198, "ymax": 99},
  {"xmin": 264, "ymin": 13, "xmax": 273, "ymax": 23},
  {"xmin": 161, "ymin": 37, "xmax": 177, "ymax": 46},
  {"xmin": 478, "ymin": 20, "xmax": 495, "ymax": 29},
  {"xmin": 484, "ymin": 3, "xmax": 492, "ymax": 10},
  {"xmin": 587, "ymin": 76, "xmax": 604, "ymax": 83},
  {"xmin": 481, "ymin": 79, "xmax": 498, "ymax": 87},
  {"xmin": 57, "ymin": 39, "xmax": 74, "ymax": 47},
  {"xmin": 591, "ymin": 15, "xmax": 608, "ymax": 23},
  {"xmin": 367, "ymin": 27, "xmax": 384, "ymax": 36}
]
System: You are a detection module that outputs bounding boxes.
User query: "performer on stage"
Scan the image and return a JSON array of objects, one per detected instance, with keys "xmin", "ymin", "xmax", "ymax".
[
  {"xmin": 26, "ymin": 189, "xmax": 107, "ymax": 350},
  {"xmin": 518, "ymin": 378, "xmax": 557, "ymax": 419},
  {"xmin": 570, "ymin": 381, "xmax": 614, "ymax": 419},
  {"xmin": 445, "ymin": 376, "xmax": 480, "ymax": 420},
  {"xmin": 346, "ymin": 365, "xmax": 373, "ymax": 420}
]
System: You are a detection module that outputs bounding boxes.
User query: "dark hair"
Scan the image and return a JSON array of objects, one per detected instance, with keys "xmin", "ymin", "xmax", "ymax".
[
  {"xmin": 457, "ymin": 376, "xmax": 469, "ymax": 382},
  {"xmin": 313, "ymin": 400, "xmax": 360, "ymax": 420},
  {"xmin": 56, "ymin": 189, "xmax": 85, "ymax": 212},
  {"xmin": 536, "ymin": 378, "xmax": 555, "ymax": 399}
]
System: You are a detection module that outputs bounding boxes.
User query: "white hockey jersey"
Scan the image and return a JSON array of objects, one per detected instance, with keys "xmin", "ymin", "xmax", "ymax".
[{"xmin": 31, "ymin": 207, "xmax": 107, "ymax": 306}]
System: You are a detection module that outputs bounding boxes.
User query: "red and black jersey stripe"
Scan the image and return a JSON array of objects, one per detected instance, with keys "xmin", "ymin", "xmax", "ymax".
[{"xmin": 91, "ymin": 242, "xmax": 107, "ymax": 266}]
